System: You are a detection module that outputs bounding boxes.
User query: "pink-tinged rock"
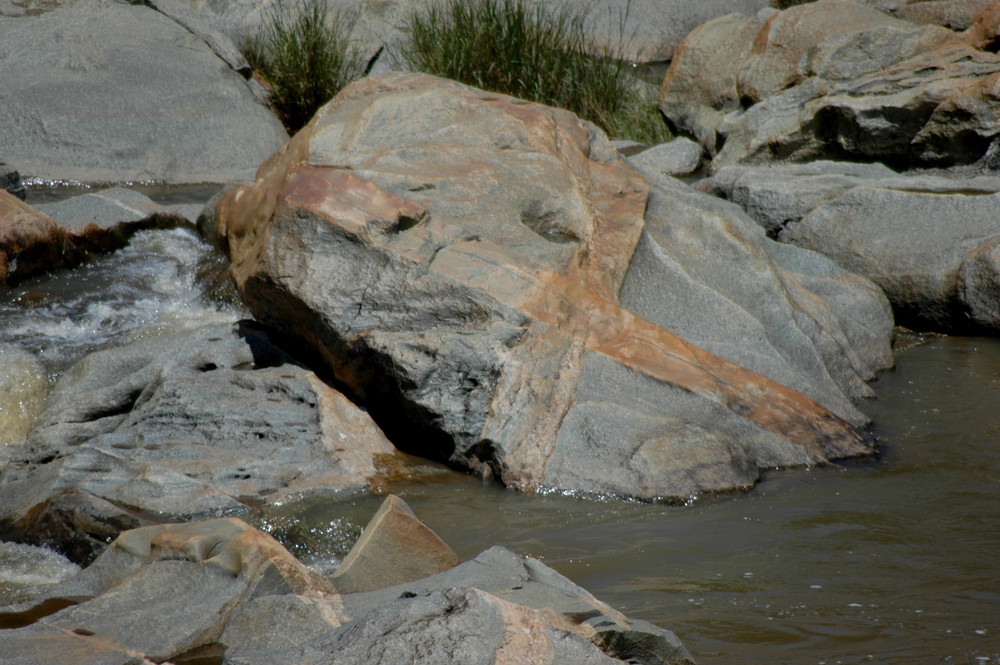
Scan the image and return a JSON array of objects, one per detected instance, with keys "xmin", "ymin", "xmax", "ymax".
[
  {"xmin": 209, "ymin": 72, "xmax": 889, "ymax": 501},
  {"xmin": 660, "ymin": 0, "xmax": 1000, "ymax": 171}
]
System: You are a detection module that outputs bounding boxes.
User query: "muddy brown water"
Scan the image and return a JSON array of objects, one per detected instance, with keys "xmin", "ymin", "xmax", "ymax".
[
  {"xmin": 0, "ymin": 210, "xmax": 997, "ymax": 663},
  {"xmin": 260, "ymin": 336, "xmax": 1000, "ymax": 665}
]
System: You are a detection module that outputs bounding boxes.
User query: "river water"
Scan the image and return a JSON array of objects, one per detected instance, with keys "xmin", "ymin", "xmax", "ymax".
[{"xmin": 0, "ymin": 218, "xmax": 998, "ymax": 664}]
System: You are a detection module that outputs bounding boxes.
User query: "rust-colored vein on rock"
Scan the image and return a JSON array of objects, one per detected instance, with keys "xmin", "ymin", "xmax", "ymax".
[{"xmin": 274, "ymin": 163, "xmax": 866, "ymax": 459}]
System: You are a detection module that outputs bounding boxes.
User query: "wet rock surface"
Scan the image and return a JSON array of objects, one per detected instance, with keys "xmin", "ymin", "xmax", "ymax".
[
  {"xmin": 0, "ymin": 189, "xmax": 195, "ymax": 290},
  {"xmin": 208, "ymin": 71, "xmax": 893, "ymax": 502},
  {"xmin": 0, "ymin": 499, "xmax": 693, "ymax": 665},
  {"xmin": 0, "ymin": 321, "xmax": 399, "ymax": 563}
]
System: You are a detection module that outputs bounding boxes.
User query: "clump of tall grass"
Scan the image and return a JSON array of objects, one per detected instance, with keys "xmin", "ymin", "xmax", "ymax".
[
  {"xmin": 400, "ymin": 0, "xmax": 671, "ymax": 144},
  {"xmin": 242, "ymin": 0, "xmax": 364, "ymax": 132}
]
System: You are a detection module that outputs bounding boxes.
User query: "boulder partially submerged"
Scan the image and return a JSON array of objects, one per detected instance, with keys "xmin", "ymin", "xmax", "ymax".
[
  {"xmin": 206, "ymin": 72, "xmax": 893, "ymax": 503},
  {"xmin": 0, "ymin": 497, "xmax": 693, "ymax": 665},
  {"xmin": 701, "ymin": 162, "xmax": 1000, "ymax": 332}
]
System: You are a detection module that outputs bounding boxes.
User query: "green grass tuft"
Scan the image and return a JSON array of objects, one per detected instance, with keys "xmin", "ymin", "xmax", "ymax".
[
  {"xmin": 242, "ymin": 0, "xmax": 364, "ymax": 132},
  {"xmin": 400, "ymin": 0, "xmax": 671, "ymax": 144}
]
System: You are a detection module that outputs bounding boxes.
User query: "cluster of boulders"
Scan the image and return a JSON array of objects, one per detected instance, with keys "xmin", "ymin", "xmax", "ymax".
[
  {"xmin": 3, "ymin": 0, "xmax": 1000, "ymax": 662},
  {"xmin": 0, "ymin": 495, "xmax": 693, "ymax": 665},
  {"xmin": 658, "ymin": 0, "xmax": 1000, "ymax": 333}
]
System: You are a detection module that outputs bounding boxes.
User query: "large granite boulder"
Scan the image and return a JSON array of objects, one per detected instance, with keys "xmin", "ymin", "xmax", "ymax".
[
  {"xmin": 659, "ymin": 0, "xmax": 1000, "ymax": 172},
  {"xmin": 0, "ymin": 321, "xmax": 400, "ymax": 564},
  {"xmin": 701, "ymin": 162, "xmax": 1000, "ymax": 332},
  {"xmin": 0, "ymin": 504, "xmax": 693, "ymax": 664},
  {"xmin": 206, "ymin": 72, "xmax": 893, "ymax": 502},
  {"xmin": 0, "ymin": 0, "xmax": 287, "ymax": 185}
]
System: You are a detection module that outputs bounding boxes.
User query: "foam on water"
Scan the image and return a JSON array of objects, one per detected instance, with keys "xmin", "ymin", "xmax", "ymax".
[
  {"xmin": 0, "ymin": 541, "xmax": 80, "ymax": 605},
  {"xmin": 0, "ymin": 227, "xmax": 245, "ymax": 377}
]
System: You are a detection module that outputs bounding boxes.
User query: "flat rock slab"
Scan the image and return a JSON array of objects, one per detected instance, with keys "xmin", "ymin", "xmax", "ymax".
[
  {"xmin": 208, "ymin": 72, "xmax": 894, "ymax": 502},
  {"xmin": 0, "ymin": 0, "xmax": 287, "ymax": 185}
]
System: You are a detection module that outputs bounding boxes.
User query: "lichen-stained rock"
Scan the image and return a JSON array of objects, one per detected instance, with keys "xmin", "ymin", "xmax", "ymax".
[
  {"xmin": 210, "ymin": 72, "xmax": 891, "ymax": 502},
  {"xmin": 660, "ymin": 0, "xmax": 1000, "ymax": 171}
]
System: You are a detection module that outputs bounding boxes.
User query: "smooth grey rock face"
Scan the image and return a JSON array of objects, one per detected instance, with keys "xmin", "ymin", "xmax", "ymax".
[
  {"xmin": 628, "ymin": 137, "xmax": 703, "ymax": 177},
  {"xmin": 698, "ymin": 161, "xmax": 900, "ymax": 235},
  {"xmin": 0, "ymin": 0, "xmax": 287, "ymax": 185},
  {"xmin": 34, "ymin": 187, "xmax": 180, "ymax": 232},
  {"xmin": 699, "ymin": 161, "xmax": 1000, "ymax": 333},
  {"xmin": 0, "ymin": 322, "xmax": 397, "ymax": 561},
  {"xmin": 781, "ymin": 184, "xmax": 1000, "ymax": 331}
]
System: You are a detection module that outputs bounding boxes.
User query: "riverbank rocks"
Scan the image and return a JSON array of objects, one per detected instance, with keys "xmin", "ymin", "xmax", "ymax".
[
  {"xmin": 660, "ymin": 0, "xmax": 1000, "ymax": 172},
  {"xmin": 0, "ymin": 0, "xmax": 287, "ymax": 185},
  {"xmin": 207, "ymin": 71, "xmax": 893, "ymax": 503},
  {"xmin": 702, "ymin": 162, "xmax": 1000, "ymax": 332},
  {"xmin": 0, "ymin": 321, "xmax": 400, "ymax": 564},
  {"xmin": 0, "ymin": 503, "xmax": 693, "ymax": 665},
  {"xmin": 0, "ymin": 189, "xmax": 195, "ymax": 290}
]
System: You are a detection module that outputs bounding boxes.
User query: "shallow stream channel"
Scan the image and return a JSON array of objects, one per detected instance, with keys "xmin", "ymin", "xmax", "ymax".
[{"xmin": 0, "ymin": 188, "xmax": 998, "ymax": 665}]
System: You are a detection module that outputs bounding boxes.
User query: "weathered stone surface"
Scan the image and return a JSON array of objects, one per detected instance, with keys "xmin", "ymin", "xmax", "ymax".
[
  {"xmin": 0, "ymin": 519, "xmax": 339, "ymax": 663},
  {"xmin": 963, "ymin": 1, "xmax": 1000, "ymax": 51},
  {"xmin": 0, "ymin": 518, "xmax": 691, "ymax": 665},
  {"xmin": 336, "ymin": 546, "xmax": 693, "ymax": 665},
  {"xmin": 256, "ymin": 587, "xmax": 625, "ymax": 665},
  {"xmin": 209, "ymin": 72, "xmax": 891, "ymax": 502},
  {"xmin": 780, "ymin": 182, "xmax": 1000, "ymax": 331},
  {"xmin": 0, "ymin": 0, "xmax": 287, "ymax": 185},
  {"xmin": 332, "ymin": 495, "xmax": 460, "ymax": 594},
  {"xmin": 702, "ymin": 161, "xmax": 1000, "ymax": 331},
  {"xmin": 660, "ymin": 0, "xmax": 1000, "ymax": 171},
  {"xmin": 959, "ymin": 236, "xmax": 1000, "ymax": 329},
  {"xmin": 627, "ymin": 137, "xmax": 703, "ymax": 177},
  {"xmin": 698, "ymin": 161, "xmax": 900, "ymax": 235},
  {"xmin": 0, "ymin": 321, "xmax": 399, "ymax": 562},
  {"xmin": 895, "ymin": 0, "xmax": 997, "ymax": 31}
]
